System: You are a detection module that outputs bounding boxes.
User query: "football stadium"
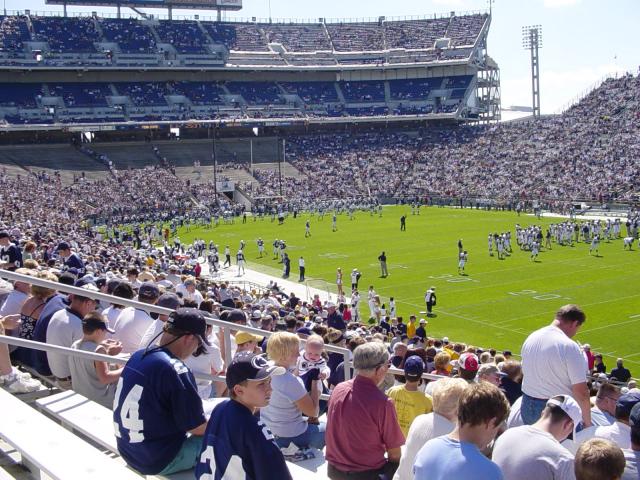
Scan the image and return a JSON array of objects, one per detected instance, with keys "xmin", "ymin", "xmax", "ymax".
[{"xmin": 0, "ymin": 0, "xmax": 639, "ymax": 478}]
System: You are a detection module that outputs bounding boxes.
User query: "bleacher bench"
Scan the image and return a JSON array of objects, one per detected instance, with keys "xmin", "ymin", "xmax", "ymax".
[
  {"xmin": 37, "ymin": 390, "xmax": 322, "ymax": 479},
  {"xmin": 0, "ymin": 387, "xmax": 143, "ymax": 480}
]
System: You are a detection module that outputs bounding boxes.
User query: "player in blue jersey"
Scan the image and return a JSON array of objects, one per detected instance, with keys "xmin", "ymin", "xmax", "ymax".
[
  {"xmin": 196, "ymin": 352, "xmax": 291, "ymax": 480},
  {"xmin": 113, "ymin": 308, "xmax": 209, "ymax": 476},
  {"xmin": 0, "ymin": 231, "xmax": 22, "ymax": 271}
]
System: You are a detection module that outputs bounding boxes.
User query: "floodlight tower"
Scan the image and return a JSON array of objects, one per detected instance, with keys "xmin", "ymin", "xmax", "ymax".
[{"xmin": 522, "ymin": 25, "xmax": 542, "ymax": 119}]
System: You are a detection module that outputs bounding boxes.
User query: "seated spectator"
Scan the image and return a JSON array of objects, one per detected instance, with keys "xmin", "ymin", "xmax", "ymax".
[
  {"xmin": 591, "ymin": 383, "xmax": 622, "ymax": 427},
  {"xmin": 386, "ymin": 355, "xmax": 433, "ymax": 436},
  {"xmin": 455, "ymin": 352, "xmax": 479, "ymax": 382},
  {"xmin": 394, "ymin": 377, "xmax": 468, "ymax": 480},
  {"xmin": 138, "ymin": 292, "xmax": 182, "ymax": 350},
  {"xmin": 575, "ymin": 438, "xmax": 626, "ymax": 480},
  {"xmin": 594, "ymin": 354, "xmax": 607, "ymax": 374},
  {"xmin": 329, "ymin": 335, "xmax": 365, "ymax": 389},
  {"xmin": 477, "ymin": 363, "xmax": 502, "ymax": 387},
  {"xmin": 195, "ymin": 352, "xmax": 290, "ymax": 480},
  {"xmin": 68, "ymin": 312, "xmax": 123, "ymax": 408},
  {"xmin": 570, "ymin": 392, "xmax": 640, "ymax": 453},
  {"xmin": 500, "ymin": 360, "xmax": 523, "ymax": 405},
  {"xmin": 0, "ymin": 314, "xmax": 41, "ymax": 392},
  {"xmin": 46, "ymin": 283, "xmax": 100, "ymax": 388},
  {"xmin": 493, "ymin": 394, "xmax": 581, "ymax": 480},
  {"xmin": 114, "ymin": 308, "xmax": 209, "ymax": 475},
  {"xmin": 113, "ymin": 282, "xmax": 160, "ymax": 354},
  {"xmin": 261, "ymin": 332, "xmax": 325, "ymax": 457},
  {"xmin": 621, "ymin": 402, "xmax": 640, "ymax": 479},
  {"xmin": 611, "ymin": 359, "xmax": 632, "ymax": 384},
  {"xmin": 326, "ymin": 341, "xmax": 404, "ymax": 479},
  {"xmin": 413, "ymin": 382, "xmax": 510, "ymax": 480}
]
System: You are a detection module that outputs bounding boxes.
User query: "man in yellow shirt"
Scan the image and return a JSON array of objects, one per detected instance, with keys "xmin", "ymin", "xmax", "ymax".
[
  {"xmin": 387, "ymin": 356, "xmax": 433, "ymax": 437},
  {"xmin": 406, "ymin": 315, "xmax": 417, "ymax": 338}
]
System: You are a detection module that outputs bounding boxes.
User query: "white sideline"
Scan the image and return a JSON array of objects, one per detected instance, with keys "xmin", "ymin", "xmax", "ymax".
[{"xmin": 0, "ymin": 387, "xmax": 142, "ymax": 480}]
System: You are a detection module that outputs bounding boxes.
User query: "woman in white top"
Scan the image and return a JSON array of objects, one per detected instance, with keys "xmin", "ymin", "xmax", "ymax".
[{"xmin": 336, "ymin": 268, "xmax": 344, "ymax": 297}]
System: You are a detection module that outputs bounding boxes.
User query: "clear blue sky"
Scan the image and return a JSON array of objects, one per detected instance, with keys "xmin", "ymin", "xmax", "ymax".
[{"xmin": 8, "ymin": 0, "xmax": 639, "ymax": 115}]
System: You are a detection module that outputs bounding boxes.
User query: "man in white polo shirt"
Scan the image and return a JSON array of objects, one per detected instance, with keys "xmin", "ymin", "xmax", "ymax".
[
  {"xmin": 113, "ymin": 282, "xmax": 160, "ymax": 354},
  {"xmin": 520, "ymin": 304, "xmax": 591, "ymax": 427}
]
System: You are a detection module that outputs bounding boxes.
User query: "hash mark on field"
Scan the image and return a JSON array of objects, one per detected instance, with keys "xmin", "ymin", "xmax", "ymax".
[
  {"xmin": 580, "ymin": 317, "xmax": 640, "ymax": 334},
  {"xmin": 630, "ymin": 314, "xmax": 640, "ymax": 319}
]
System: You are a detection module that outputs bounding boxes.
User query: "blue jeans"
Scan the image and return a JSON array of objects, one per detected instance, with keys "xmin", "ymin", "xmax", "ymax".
[
  {"xmin": 275, "ymin": 421, "xmax": 326, "ymax": 450},
  {"xmin": 521, "ymin": 393, "xmax": 548, "ymax": 425}
]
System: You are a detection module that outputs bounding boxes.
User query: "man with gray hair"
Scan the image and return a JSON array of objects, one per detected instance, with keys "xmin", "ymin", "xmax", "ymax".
[{"xmin": 326, "ymin": 341, "xmax": 404, "ymax": 479}]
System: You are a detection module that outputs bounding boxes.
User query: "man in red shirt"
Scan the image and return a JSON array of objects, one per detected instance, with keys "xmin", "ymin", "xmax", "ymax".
[{"xmin": 326, "ymin": 342, "xmax": 405, "ymax": 479}]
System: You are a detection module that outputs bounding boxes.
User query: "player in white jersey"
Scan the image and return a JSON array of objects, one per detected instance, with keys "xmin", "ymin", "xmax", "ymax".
[
  {"xmin": 589, "ymin": 234, "xmax": 600, "ymax": 256},
  {"xmin": 256, "ymin": 238, "xmax": 264, "ymax": 258},
  {"xmin": 305, "ymin": 220, "xmax": 311, "ymax": 238},
  {"xmin": 488, "ymin": 234, "xmax": 493, "ymax": 256},
  {"xmin": 531, "ymin": 241, "xmax": 540, "ymax": 261},
  {"xmin": 623, "ymin": 236, "xmax": 634, "ymax": 250},
  {"xmin": 458, "ymin": 251, "xmax": 468, "ymax": 274}
]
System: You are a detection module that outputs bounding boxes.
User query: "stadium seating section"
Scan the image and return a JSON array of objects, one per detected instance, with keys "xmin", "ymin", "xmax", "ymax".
[
  {"xmin": 0, "ymin": 13, "xmax": 488, "ymax": 61},
  {"xmin": 0, "ymin": 76, "xmax": 473, "ymax": 123}
]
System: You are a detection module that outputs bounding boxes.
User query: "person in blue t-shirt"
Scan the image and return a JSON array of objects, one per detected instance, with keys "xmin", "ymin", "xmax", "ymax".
[
  {"xmin": 113, "ymin": 308, "xmax": 209, "ymax": 476},
  {"xmin": 413, "ymin": 382, "xmax": 510, "ymax": 480},
  {"xmin": 56, "ymin": 241, "xmax": 85, "ymax": 277},
  {"xmin": 196, "ymin": 352, "xmax": 291, "ymax": 480}
]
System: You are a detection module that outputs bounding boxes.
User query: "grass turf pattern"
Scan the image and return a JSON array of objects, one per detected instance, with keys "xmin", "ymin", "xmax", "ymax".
[{"xmin": 174, "ymin": 206, "xmax": 640, "ymax": 367}]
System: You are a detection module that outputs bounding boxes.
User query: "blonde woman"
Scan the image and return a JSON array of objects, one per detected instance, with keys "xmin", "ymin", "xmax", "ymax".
[
  {"xmin": 336, "ymin": 268, "xmax": 344, "ymax": 297},
  {"xmin": 260, "ymin": 332, "xmax": 325, "ymax": 455}
]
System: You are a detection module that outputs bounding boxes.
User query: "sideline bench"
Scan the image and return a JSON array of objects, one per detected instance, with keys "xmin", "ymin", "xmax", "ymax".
[
  {"xmin": 37, "ymin": 390, "xmax": 323, "ymax": 479},
  {"xmin": 0, "ymin": 387, "xmax": 143, "ymax": 480}
]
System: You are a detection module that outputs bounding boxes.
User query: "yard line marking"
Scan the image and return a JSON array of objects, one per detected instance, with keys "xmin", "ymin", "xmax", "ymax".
[{"xmin": 580, "ymin": 317, "xmax": 640, "ymax": 334}]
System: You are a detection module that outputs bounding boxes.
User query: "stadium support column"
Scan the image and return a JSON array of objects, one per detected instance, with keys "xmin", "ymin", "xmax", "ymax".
[
  {"xmin": 522, "ymin": 25, "xmax": 542, "ymax": 119},
  {"xmin": 212, "ymin": 125, "xmax": 218, "ymax": 206}
]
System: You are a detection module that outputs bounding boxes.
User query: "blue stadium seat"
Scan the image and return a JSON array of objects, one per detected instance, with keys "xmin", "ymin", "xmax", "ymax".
[
  {"xmin": 279, "ymin": 82, "xmax": 338, "ymax": 104},
  {"xmin": 114, "ymin": 82, "xmax": 167, "ymax": 106},
  {"xmin": 155, "ymin": 20, "xmax": 208, "ymax": 54},
  {"xmin": 171, "ymin": 81, "xmax": 226, "ymax": 105},
  {"xmin": 0, "ymin": 15, "xmax": 31, "ymax": 53},
  {"xmin": 226, "ymin": 82, "xmax": 282, "ymax": 104},
  {"xmin": 340, "ymin": 81, "xmax": 386, "ymax": 103},
  {"xmin": 0, "ymin": 83, "xmax": 43, "ymax": 108},
  {"xmin": 99, "ymin": 19, "xmax": 156, "ymax": 54},
  {"xmin": 48, "ymin": 83, "xmax": 112, "ymax": 108},
  {"xmin": 31, "ymin": 17, "xmax": 98, "ymax": 53}
]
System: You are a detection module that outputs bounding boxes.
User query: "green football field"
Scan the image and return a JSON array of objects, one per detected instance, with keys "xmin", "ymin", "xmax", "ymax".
[{"xmin": 174, "ymin": 206, "xmax": 640, "ymax": 368}]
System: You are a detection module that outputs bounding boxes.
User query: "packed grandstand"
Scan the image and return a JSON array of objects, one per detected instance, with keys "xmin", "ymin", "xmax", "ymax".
[{"xmin": 0, "ymin": 4, "xmax": 639, "ymax": 480}]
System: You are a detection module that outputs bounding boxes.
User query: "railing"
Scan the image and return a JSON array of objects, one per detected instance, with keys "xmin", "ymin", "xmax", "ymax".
[
  {"xmin": 7, "ymin": 9, "xmax": 489, "ymax": 24},
  {"xmin": 0, "ymin": 269, "xmax": 353, "ymax": 386}
]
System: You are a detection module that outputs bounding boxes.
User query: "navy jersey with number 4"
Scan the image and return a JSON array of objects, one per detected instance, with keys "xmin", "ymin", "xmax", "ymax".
[
  {"xmin": 195, "ymin": 399, "xmax": 292, "ymax": 480},
  {"xmin": 0, "ymin": 243, "xmax": 22, "ymax": 270},
  {"xmin": 113, "ymin": 348, "xmax": 206, "ymax": 475}
]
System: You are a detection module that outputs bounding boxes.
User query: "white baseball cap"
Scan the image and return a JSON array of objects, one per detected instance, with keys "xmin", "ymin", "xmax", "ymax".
[{"xmin": 547, "ymin": 395, "xmax": 582, "ymax": 429}]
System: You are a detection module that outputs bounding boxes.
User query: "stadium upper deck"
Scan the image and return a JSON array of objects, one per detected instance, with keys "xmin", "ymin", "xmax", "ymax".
[{"xmin": 0, "ymin": 11, "xmax": 499, "ymax": 127}]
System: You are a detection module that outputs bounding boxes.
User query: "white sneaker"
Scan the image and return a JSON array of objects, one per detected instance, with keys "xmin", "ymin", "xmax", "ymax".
[
  {"xmin": 0, "ymin": 367, "xmax": 32, "ymax": 385},
  {"xmin": 5, "ymin": 374, "xmax": 41, "ymax": 393}
]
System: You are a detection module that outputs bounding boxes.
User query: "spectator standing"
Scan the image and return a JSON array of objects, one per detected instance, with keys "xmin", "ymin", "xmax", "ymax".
[
  {"xmin": 492, "ymin": 394, "xmax": 581, "ymax": 480},
  {"xmin": 520, "ymin": 305, "xmax": 590, "ymax": 427},
  {"xmin": 0, "ymin": 231, "xmax": 23, "ymax": 270},
  {"xmin": 413, "ymin": 382, "xmax": 510, "ymax": 480},
  {"xmin": 378, "ymin": 251, "xmax": 388, "ymax": 278},
  {"xmin": 299, "ymin": 256, "xmax": 305, "ymax": 282},
  {"xmin": 56, "ymin": 241, "xmax": 85, "ymax": 277},
  {"xmin": 326, "ymin": 342, "xmax": 404, "ymax": 479}
]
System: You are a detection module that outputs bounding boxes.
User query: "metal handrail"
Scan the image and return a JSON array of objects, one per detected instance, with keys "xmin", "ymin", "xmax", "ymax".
[{"xmin": 0, "ymin": 269, "xmax": 352, "ymax": 381}]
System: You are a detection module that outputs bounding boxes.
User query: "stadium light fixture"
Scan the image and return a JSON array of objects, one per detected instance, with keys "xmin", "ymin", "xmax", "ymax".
[{"xmin": 522, "ymin": 25, "xmax": 542, "ymax": 119}]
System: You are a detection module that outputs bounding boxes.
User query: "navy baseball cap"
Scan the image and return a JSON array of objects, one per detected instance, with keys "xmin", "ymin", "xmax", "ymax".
[
  {"xmin": 157, "ymin": 292, "xmax": 181, "ymax": 310},
  {"xmin": 74, "ymin": 275, "xmax": 96, "ymax": 288},
  {"xmin": 404, "ymin": 355, "xmax": 425, "ymax": 380},
  {"xmin": 226, "ymin": 352, "xmax": 285, "ymax": 390},
  {"xmin": 0, "ymin": 231, "xmax": 9, "ymax": 239},
  {"xmin": 167, "ymin": 308, "xmax": 210, "ymax": 346},
  {"xmin": 616, "ymin": 391, "xmax": 640, "ymax": 419},
  {"xmin": 56, "ymin": 242, "xmax": 70, "ymax": 252},
  {"xmin": 138, "ymin": 282, "xmax": 160, "ymax": 299}
]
